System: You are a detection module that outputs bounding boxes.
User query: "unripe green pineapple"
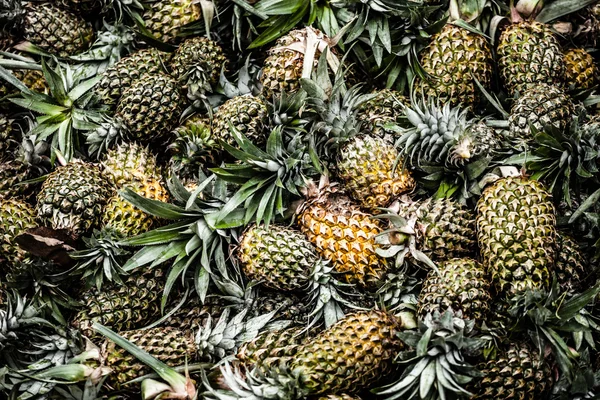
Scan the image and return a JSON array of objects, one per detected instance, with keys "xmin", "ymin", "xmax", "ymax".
[
  {"xmin": 507, "ymin": 83, "xmax": 574, "ymax": 146},
  {"xmin": 21, "ymin": 2, "xmax": 94, "ymax": 57},
  {"xmin": 102, "ymin": 142, "xmax": 162, "ymax": 187},
  {"xmin": 554, "ymin": 232, "xmax": 587, "ymax": 293},
  {"xmin": 564, "ymin": 48, "xmax": 598, "ymax": 90},
  {"xmin": 71, "ymin": 268, "xmax": 165, "ymax": 338},
  {"xmin": 476, "ymin": 176, "xmax": 556, "ymax": 297},
  {"xmin": 497, "ymin": 20, "xmax": 565, "ymax": 96},
  {"xmin": 142, "ymin": 0, "xmax": 201, "ymax": 44},
  {"xmin": 169, "ymin": 37, "xmax": 228, "ymax": 100},
  {"xmin": 336, "ymin": 135, "xmax": 415, "ymax": 211},
  {"xmin": 94, "ymin": 48, "xmax": 169, "ymax": 109},
  {"xmin": 169, "ymin": 115, "xmax": 219, "ymax": 179},
  {"xmin": 36, "ymin": 161, "xmax": 114, "ymax": 235},
  {"xmin": 471, "ymin": 341, "xmax": 553, "ymax": 399},
  {"xmin": 212, "ymin": 95, "xmax": 268, "ymax": 148},
  {"xmin": 0, "ymin": 197, "xmax": 36, "ymax": 268},
  {"xmin": 417, "ymin": 24, "xmax": 493, "ymax": 109},
  {"xmin": 356, "ymin": 89, "xmax": 407, "ymax": 140},
  {"xmin": 418, "ymin": 258, "xmax": 492, "ymax": 323},
  {"xmin": 102, "ymin": 177, "xmax": 169, "ymax": 238},
  {"xmin": 115, "ymin": 73, "xmax": 184, "ymax": 143}
]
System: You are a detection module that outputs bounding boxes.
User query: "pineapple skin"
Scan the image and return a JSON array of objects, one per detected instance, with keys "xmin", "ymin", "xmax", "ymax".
[
  {"xmin": 356, "ymin": 89, "xmax": 407, "ymax": 141},
  {"xmin": 36, "ymin": 161, "xmax": 114, "ymax": 235},
  {"xmin": 238, "ymin": 224, "xmax": 317, "ymax": 291},
  {"xmin": 418, "ymin": 258, "xmax": 491, "ymax": 323},
  {"xmin": 554, "ymin": 232, "xmax": 587, "ymax": 293},
  {"xmin": 336, "ymin": 135, "xmax": 415, "ymax": 211},
  {"xmin": 23, "ymin": 2, "xmax": 94, "ymax": 57},
  {"xmin": 142, "ymin": 0, "xmax": 201, "ymax": 44},
  {"xmin": 297, "ymin": 188, "xmax": 389, "ymax": 289},
  {"xmin": 237, "ymin": 326, "xmax": 306, "ymax": 373},
  {"xmin": 564, "ymin": 48, "xmax": 598, "ymax": 90},
  {"xmin": 476, "ymin": 177, "xmax": 556, "ymax": 297},
  {"xmin": 212, "ymin": 95, "xmax": 268, "ymax": 148},
  {"xmin": 102, "ymin": 142, "xmax": 162, "ymax": 187},
  {"xmin": 116, "ymin": 73, "xmax": 184, "ymax": 142},
  {"xmin": 94, "ymin": 48, "xmax": 169, "ymax": 109},
  {"xmin": 0, "ymin": 198, "xmax": 37, "ymax": 268},
  {"xmin": 497, "ymin": 21, "xmax": 565, "ymax": 96},
  {"xmin": 417, "ymin": 24, "xmax": 493, "ymax": 109}
]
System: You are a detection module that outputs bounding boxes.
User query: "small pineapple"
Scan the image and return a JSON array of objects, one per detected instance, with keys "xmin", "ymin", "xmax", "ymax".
[
  {"xmin": 418, "ymin": 258, "xmax": 492, "ymax": 323},
  {"xmin": 476, "ymin": 176, "xmax": 556, "ymax": 297},
  {"xmin": 0, "ymin": 197, "xmax": 36, "ymax": 268},
  {"xmin": 564, "ymin": 48, "xmax": 598, "ymax": 90},
  {"xmin": 507, "ymin": 83, "xmax": 574, "ymax": 146},
  {"xmin": 497, "ymin": 19, "xmax": 565, "ymax": 96},
  {"xmin": 142, "ymin": 0, "xmax": 201, "ymax": 44},
  {"xmin": 169, "ymin": 115, "xmax": 219, "ymax": 179},
  {"xmin": 36, "ymin": 160, "xmax": 114, "ymax": 235},
  {"xmin": 94, "ymin": 48, "xmax": 169, "ymax": 109},
  {"xmin": 356, "ymin": 89, "xmax": 407, "ymax": 140},
  {"xmin": 417, "ymin": 24, "xmax": 493, "ymax": 110},
  {"xmin": 554, "ymin": 232, "xmax": 587, "ymax": 293},
  {"xmin": 0, "ymin": 114, "xmax": 16, "ymax": 159},
  {"xmin": 169, "ymin": 37, "xmax": 228, "ymax": 100},
  {"xmin": 336, "ymin": 135, "xmax": 415, "ymax": 211},
  {"xmin": 212, "ymin": 95, "xmax": 268, "ymax": 148},
  {"xmin": 0, "ymin": 134, "xmax": 50, "ymax": 200},
  {"xmin": 296, "ymin": 178, "xmax": 389, "ymax": 288},
  {"xmin": 102, "ymin": 142, "xmax": 162, "ymax": 187}
]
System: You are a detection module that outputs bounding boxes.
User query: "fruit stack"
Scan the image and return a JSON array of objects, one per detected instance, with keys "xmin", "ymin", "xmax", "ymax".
[{"xmin": 1, "ymin": 0, "xmax": 600, "ymax": 399}]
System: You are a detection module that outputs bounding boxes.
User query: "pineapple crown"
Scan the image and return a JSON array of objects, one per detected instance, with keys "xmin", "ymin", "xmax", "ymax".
[
  {"xmin": 169, "ymin": 115, "xmax": 218, "ymax": 177},
  {"xmin": 373, "ymin": 310, "xmax": 486, "ymax": 400}
]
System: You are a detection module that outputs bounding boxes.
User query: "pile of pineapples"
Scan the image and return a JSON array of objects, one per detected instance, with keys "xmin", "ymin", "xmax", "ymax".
[{"xmin": 2, "ymin": 0, "xmax": 600, "ymax": 398}]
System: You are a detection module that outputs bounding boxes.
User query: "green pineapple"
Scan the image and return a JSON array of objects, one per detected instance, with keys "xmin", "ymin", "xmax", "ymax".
[
  {"xmin": 356, "ymin": 89, "xmax": 407, "ymax": 140},
  {"xmin": 168, "ymin": 114, "xmax": 219, "ymax": 179},
  {"xmin": 0, "ymin": 133, "xmax": 49, "ymax": 200},
  {"xmin": 497, "ymin": 19, "xmax": 565, "ymax": 96},
  {"xmin": 476, "ymin": 176, "xmax": 556, "ymax": 297},
  {"xmin": 418, "ymin": 258, "xmax": 491, "ymax": 323},
  {"xmin": 554, "ymin": 232, "xmax": 587, "ymax": 293},
  {"xmin": 94, "ymin": 48, "xmax": 170, "ymax": 109},
  {"xmin": 212, "ymin": 95, "xmax": 268, "ymax": 149},
  {"xmin": 417, "ymin": 23, "xmax": 493, "ymax": 110},
  {"xmin": 36, "ymin": 160, "xmax": 114, "ymax": 235},
  {"xmin": 169, "ymin": 37, "xmax": 228, "ymax": 100},
  {"xmin": 0, "ymin": 197, "xmax": 36, "ymax": 268}
]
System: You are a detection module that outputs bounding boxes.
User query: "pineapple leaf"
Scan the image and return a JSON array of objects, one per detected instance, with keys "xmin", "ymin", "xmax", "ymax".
[{"xmin": 119, "ymin": 188, "xmax": 193, "ymax": 220}]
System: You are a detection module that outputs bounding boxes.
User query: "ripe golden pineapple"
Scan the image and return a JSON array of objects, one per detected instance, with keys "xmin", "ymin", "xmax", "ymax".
[
  {"xmin": 476, "ymin": 176, "xmax": 556, "ymax": 297},
  {"xmin": 417, "ymin": 24, "xmax": 493, "ymax": 109},
  {"xmin": 0, "ymin": 197, "xmax": 36, "ymax": 268},
  {"xmin": 497, "ymin": 20, "xmax": 565, "ymax": 96},
  {"xmin": 296, "ymin": 178, "xmax": 389, "ymax": 288},
  {"xmin": 36, "ymin": 161, "xmax": 114, "ymax": 235},
  {"xmin": 564, "ymin": 48, "xmax": 598, "ymax": 90},
  {"xmin": 336, "ymin": 135, "xmax": 415, "ymax": 211},
  {"xmin": 418, "ymin": 258, "xmax": 491, "ymax": 323}
]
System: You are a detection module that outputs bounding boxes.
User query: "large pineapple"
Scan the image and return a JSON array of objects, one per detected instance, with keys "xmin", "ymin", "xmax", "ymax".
[
  {"xmin": 417, "ymin": 24, "xmax": 493, "ymax": 110},
  {"xmin": 476, "ymin": 176, "xmax": 556, "ymax": 297},
  {"xmin": 296, "ymin": 179, "xmax": 390, "ymax": 289},
  {"xmin": 169, "ymin": 37, "xmax": 228, "ymax": 100},
  {"xmin": 71, "ymin": 268, "xmax": 165, "ymax": 338},
  {"xmin": 564, "ymin": 48, "xmax": 598, "ymax": 90},
  {"xmin": 471, "ymin": 341, "xmax": 553, "ymax": 399},
  {"xmin": 336, "ymin": 135, "xmax": 415, "ymax": 211},
  {"xmin": 142, "ymin": 0, "xmax": 201, "ymax": 44},
  {"xmin": 497, "ymin": 20, "xmax": 565, "ymax": 96},
  {"xmin": 94, "ymin": 48, "xmax": 169, "ymax": 109},
  {"xmin": 36, "ymin": 161, "xmax": 114, "ymax": 235},
  {"xmin": 212, "ymin": 95, "xmax": 268, "ymax": 148},
  {"xmin": 0, "ymin": 197, "xmax": 36, "ymax": 268},
  {"xmin": 418, "ymin": 258, "xmax": 491, "ymax": 323}
]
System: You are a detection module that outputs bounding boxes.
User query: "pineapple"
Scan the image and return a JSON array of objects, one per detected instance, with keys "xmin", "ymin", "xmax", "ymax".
[
  {"xmin": 317, "ymin": 395, "xmax": 362, "ymax": 400},
  {"xmin": 476, "ymin": 176, "xmax": 556, "ymax": 297},
  {"xmin": 71, "ymin": 268, "xmax": 165, "ymax": 338},
  {"xmin": 418, "ymin": 258, "xmax": 492, "ymax": 323},
  {"xmin": 296, "ymin": 178, "xmax": 390, "ymax": 289},
  {"xmin": 169, "ymin": 37, "xmax": 228, "ymax": 100},
  {"xmin": 507, "ymin": 83, "xmax": 574, "ymax": 146},
  {"xmin": 0, "ymin": 134, "xmax": 49, "ymax": 200},
  {"xmin": 0, "ymin": 68, "xmax": 47, "ymax": 100},
  {"xmin": 0, "ymin": 114, "xmax": 16, "ymax": 159},
  {"xmin": 0, "ymin": 197, "xmax": 36, "ymax": 268},
  {"xmin": 564, "ymin": 48, "xmax": 598, "ymax": 90},
  {"xmin": 250, "ymin": 290, "xmax": 310, "ymax": 326},
  {"xmin": 471, "ymin": 341, "xmax": 553, "ymax": 399},
  {"xmin": 260, "ymin": 27, "xmax": 339, "ymax": 100},
  {"xmin": 417, "ymin": 24, "xmax": 493, "ymax": 110},
  {"xmin": 212, "ymin": 95, "xmax": 268, "ymax": 148},
  {"xmin": 14, "ymin": 2, "xmax": 94, "ymax": 57},
  {"xmin": 497, "ymin": 19, "xmax": 565, "ymax": 96},
  {"xmin": 554, "ymin": 232, "xmax": 587, "ymax": 293},
  {"xmin": 102, "ymin": 142, "xmax": 162, "ymax": 187},
  {"xmin": 94, "ymin": 48, "xmax": 170, "ymax": 109},
  {"xmin": 356, "ymin": 89, "xmax": 407, "ymax": 141},
  {"xmin": 142, "ymin": 0, "xmax": 201, "ymax": 44},
  {"xmin": 168, "ymin": 115, "xmax": 219, "ymax": 179},
  {"xmin": 36, "ymin": 160, "xmax": 114, "ymax": 235},
  {"xmin": 336, "ymin": 135, "xmax": 415, "ymax": 212},
  {"xmin": 101, "ymin": 176, "xmax": 169, "ymax": 238}
]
